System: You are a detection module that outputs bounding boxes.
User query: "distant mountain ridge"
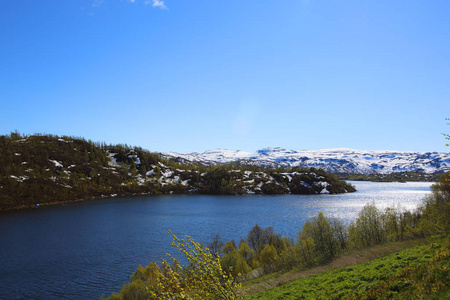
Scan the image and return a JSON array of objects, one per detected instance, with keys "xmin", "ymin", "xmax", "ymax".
[{"xmin": 162, "ymin": 147, "xmax": 450, "ymax": 175}]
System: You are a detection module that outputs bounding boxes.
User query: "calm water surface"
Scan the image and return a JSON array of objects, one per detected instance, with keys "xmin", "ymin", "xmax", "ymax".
[{"xmin": 0, "ymin": 181, "xmax": 432, "ymax": 299}]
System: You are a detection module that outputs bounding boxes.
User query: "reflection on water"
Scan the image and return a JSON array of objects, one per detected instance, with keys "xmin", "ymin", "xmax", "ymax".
[{"xmin": 0, "ymin": 181, "xmax": 432, "ymax": 299}]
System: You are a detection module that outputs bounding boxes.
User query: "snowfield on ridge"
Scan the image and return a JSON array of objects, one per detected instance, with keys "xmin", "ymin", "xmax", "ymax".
[{"xmin": 162, "ymin": 147, "xmax": 450, "ymax": 174}]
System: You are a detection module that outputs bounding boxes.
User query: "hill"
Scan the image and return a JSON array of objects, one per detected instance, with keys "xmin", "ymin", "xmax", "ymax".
[{"xmin": 0, "ymin": 133, "xmax": 355, "ymax": 210}]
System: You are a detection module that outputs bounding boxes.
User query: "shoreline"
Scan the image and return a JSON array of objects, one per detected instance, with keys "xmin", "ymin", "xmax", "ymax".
[{"xmin": 0, "ymin": 187, "xmax": 359, "ymax": 212}]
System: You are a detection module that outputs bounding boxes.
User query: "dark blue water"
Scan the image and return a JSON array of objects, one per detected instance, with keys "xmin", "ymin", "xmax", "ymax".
[{"xmin": 0, "ymin": 181, "xmax": 431, "ymax": 299}]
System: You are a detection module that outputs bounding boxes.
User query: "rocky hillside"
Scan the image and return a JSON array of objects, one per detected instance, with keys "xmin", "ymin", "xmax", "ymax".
[
  {"xmin": 0, "ymin": 133, "xmax": 355, "ymax": 210},
  {"xmin": 162, "ymin": 147, "xmax": 450, "ymax": 175}
]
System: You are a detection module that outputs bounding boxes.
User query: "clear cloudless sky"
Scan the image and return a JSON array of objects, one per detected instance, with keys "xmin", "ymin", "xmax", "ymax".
[{"xmin": 1, "ymin": 0, "xmax": 449, "ymax": 153}]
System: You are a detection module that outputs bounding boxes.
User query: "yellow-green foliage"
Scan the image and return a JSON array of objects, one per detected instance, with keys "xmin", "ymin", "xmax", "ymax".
[
  {"xmin": 222, "ymin": 241, "xmax": 237, "ymax": 254},
  {"xmin": 237, "ymin": 239, "xmax": 255, "ymax": 263},
  {"xmin": 297, "ymin": 221, "xmax": 316, "ymax": 267},
  {"xmin": 419, "ymin": 172, "xmax": 450, "ymax": 236},
  {"xmin": 108, "ymin": 232, "xmax": 244, "ymax": 300},
  {"xmin": 220, "ymin": 250, "xmax": 252, "ymax": 278},
  {"xmin": 107, "ymin": 280, "xmax": 149, "ymax": 300},
  {"xmin": 259, "ymin": 244, "xmax": 278, "ymax": 274},
  {"xmin": 295, "ymin": 213, "xmax": 347, "ymax": 266},
  {"xmin": 349, "ymin": 203, "xmax": 385, "ymax": 247}
]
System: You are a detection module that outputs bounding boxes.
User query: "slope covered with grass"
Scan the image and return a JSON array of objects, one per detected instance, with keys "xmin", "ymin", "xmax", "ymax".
[{"xmin": 250, "ymin": 236, "xmax": 449, "ymax": 299}]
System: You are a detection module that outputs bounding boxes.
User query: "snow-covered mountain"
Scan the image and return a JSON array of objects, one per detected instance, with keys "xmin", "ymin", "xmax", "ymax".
[{"xmin": 162, "ymin": 147, "xmax": 450, "ymax": 174}]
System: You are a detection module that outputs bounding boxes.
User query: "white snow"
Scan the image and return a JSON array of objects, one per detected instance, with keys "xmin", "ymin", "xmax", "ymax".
[
  {"xmin": 136, "ymin": 175, "xmax": 145, "ymax": 186},
  {"xmin": 49, "ymin": 159, "xmax": 63, "ymax": 168},
  {"xmin": 281, "ymin": 173, "xmax": 293, "ymax": 182},
  {"xmin": 162, "ymin": 148, "xmax": 450, "ymax": 175},
  {"xmin": 10, "ymin": 175, "xmax": 29, "ymax": 182},
  {"xmin": 128, "ymin": 154, "xmax": 141, "ymax": 165},
  {"xmin": 245, "ymin": 189, "xmax": 256, "ymax": 194},
  {"xmin": 317, "ymin": 181, "xmax": 330, "ymax": 194},
  {"xmin": 161, "ymin": 169, "xmax": 173, "ymax": 178},
  {"xmin": 108, "ymin": 153, "xmax": 118, "ymax": 167}
]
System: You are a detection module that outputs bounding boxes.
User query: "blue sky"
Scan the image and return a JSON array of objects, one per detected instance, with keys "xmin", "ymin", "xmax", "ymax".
[{"xmin": 1, "ymin": 0, "xmax": 449, "ymax": 153}]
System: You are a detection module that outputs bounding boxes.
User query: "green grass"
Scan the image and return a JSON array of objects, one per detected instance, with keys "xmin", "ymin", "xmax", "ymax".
[{"xmin": 250, "ymin": 237, "xmax": 449, "ymax": 299}]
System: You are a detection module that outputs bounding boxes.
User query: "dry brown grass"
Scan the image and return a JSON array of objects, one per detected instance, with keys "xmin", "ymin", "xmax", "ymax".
[{"xmin": 242, "ymin": 237, "xmax": 430, "ymax": 296}]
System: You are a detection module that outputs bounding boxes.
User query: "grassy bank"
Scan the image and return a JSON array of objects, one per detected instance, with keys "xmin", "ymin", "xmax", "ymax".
[{"xmin": 246, "ymin": 235, "xmax": 449, "ymax": 299}]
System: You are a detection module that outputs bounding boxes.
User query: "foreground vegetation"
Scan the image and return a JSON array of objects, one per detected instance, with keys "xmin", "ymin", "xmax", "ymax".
[
  {"xmin": 0, "ymin": 132, "xmax": 355, "ymax": 210},
  {"xmin": 251, "ymin": 237, "xmax": 449, "ymax": 299}
]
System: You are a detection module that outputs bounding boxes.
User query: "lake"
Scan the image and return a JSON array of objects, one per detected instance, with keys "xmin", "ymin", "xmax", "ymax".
[{"xmin": 0, "ymin": 181, "xmax": 432, "ymax": 299}]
